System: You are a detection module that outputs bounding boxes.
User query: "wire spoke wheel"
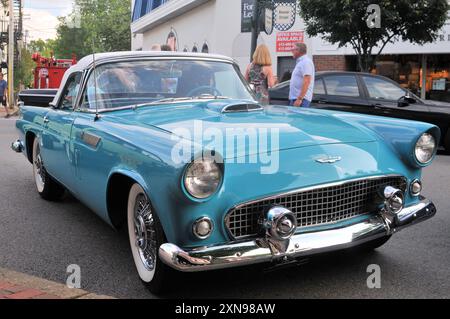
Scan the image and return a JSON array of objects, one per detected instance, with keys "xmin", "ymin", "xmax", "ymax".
[{"xmin": 133, "ymin": 194, "xmax": 157, "ymax": 271}]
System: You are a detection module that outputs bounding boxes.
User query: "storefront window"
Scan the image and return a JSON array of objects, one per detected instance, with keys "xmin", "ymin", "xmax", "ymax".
[{"xmin": 375, "ymin": 54, "xmax": 450, "ymax": 102}]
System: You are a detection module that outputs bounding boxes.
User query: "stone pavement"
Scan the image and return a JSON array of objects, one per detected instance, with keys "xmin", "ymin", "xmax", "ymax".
[{"xmin": 0, "ymin": 267, "xmax": 116, "ymax": 299}]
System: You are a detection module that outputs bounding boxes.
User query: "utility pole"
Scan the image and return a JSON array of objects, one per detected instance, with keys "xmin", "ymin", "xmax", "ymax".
[
  {"xmin": 8, "ymin": 0, "xmax": 14, "ymax": 108},
  {"xmin": 250, "ymin": 0, "xmax": 273, "ymax": 62},
  {"xmin": 250, "ymin": 0, "xmax": 261, "ymax": 62}
]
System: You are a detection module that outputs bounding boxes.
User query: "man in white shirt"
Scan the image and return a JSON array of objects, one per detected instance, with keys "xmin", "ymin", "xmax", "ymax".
[{"xmin": 289, "ymin": 43, "xmax": 315, "ymax": 107}]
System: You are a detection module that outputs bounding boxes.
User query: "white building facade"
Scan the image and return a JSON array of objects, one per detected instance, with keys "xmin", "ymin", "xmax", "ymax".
[{"xmin": 131, "ymin": 0, "xmax": 450, "ymax": 102}]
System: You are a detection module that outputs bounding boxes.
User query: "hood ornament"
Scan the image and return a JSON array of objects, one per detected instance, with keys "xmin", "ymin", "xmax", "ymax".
[{"xmin": 316, "ymin": 156, "xmax": 342, "ymax": 164}]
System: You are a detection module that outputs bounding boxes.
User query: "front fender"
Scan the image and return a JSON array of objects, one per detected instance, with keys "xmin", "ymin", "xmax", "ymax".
[{"xmin": 328, "ymin": 111, "xmax": 441, "ymax": 168}]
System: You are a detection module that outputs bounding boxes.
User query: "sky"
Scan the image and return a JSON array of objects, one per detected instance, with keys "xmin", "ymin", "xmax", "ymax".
[{"xmin": 23, "ymin": 0, "xmax": 74, "ymax": 41}]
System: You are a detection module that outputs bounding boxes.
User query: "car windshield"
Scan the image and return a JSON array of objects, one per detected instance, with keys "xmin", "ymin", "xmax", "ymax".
[{"xmin": 81, "ymin": 59, "xmax": 255, "ymax": 109}]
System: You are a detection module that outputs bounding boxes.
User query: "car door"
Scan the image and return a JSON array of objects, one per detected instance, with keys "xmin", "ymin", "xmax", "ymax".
[
  {"xmin": 40, "ymin": 72, "xmax": 82, "ymax": 189},
  {"xmin": 361, "ymin": 75, "xmax": 432, "ymax": 122},
  {"xmin": 269, "ymin": 81, "xmax": 290, "ymax": 105},
  {"xmin": 313, "ymin": 74, "xmax": 371, "ymax": 114},
  {"xmin": 70, "ymin": 76, "xmax": 114, "ymax": 217}
]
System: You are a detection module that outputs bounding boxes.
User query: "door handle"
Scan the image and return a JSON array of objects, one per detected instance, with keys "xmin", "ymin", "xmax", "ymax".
[
  {"xmin": 317, "ymin": 99, "xmax": 328, "ymax": 104},
  {"xmin": 372, "ymin": 103, "xmax": 383, "ymax": 109},
  {"xmin": 43, "ymin": 116, "xmax": 50, "ymax": 124}
]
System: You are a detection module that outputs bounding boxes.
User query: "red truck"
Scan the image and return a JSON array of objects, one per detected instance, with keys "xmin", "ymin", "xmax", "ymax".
[
  {"xmin": 18, "ymin": 53, "xmax": 77, "ymax": 107},
  {"xmin": 32, "ymin": 53, "xmax": 77, "ymax": 89}
]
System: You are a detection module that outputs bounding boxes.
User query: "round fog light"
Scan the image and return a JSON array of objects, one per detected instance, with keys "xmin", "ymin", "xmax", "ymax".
[
  {"xmin": 410, "ymin": 180, "xmax": 422, "ymax": 197},
  {"xmin": 193, "ymin": 217, "xmax": 213, "ymax": 239}
]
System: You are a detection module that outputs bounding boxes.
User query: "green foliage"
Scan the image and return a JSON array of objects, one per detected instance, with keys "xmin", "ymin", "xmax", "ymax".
[
  {"xmin": 298, "ymin": 0, "xmax": 449, "ymax": 71},
  {"xmin": 53, "ymin": 0, "xmax": 132, "ymax": 59},
  {"xmin": 15, "ymin": 48, "xmax": 35, "ymax": 90},
  {"xmin": 29, "ymin": 39, "xmax": 57, "ymax": 57}
]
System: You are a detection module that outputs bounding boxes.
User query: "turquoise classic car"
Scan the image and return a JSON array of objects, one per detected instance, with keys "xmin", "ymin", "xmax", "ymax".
[{"xmin": 12, "ymin": 52, "xmax": 440, "ymax": 293}]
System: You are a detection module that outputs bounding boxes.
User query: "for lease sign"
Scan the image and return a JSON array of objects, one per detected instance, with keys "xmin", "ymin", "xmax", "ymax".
[{"xmin": 276, "ymin": 31, "xmax": 304, "ymax": 52}]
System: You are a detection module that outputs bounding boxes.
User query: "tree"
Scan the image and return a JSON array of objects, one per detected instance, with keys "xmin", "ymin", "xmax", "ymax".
[
  {"xmin": 15, "ymin": 48, "xmax": 35, "ymax": 90},
  {"xmin": 53, "ymin": 16, "xmax": 89, "ymax": 59},
  {"xmin": 29, "ymin": 39, "xmax": 57, "ymax": 57},
  {"xmin": 298, "ymin": 0, "xmax": 449, "ymax": 72},
  {"xmin": 52, "ymin": 0, "xmax": 131, "ymax": 59}
]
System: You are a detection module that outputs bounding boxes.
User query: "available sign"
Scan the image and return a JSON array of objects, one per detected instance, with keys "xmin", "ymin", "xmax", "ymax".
[{"xmin": 276, "ymin": 31, "xmax": 304, "ymax": 52}]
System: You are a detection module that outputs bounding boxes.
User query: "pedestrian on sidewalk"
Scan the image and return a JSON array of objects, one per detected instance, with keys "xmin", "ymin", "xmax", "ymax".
[
  {"xmin": 289, "ymin": 43, "xmax": 315, "ymax": 107},
  {"xmin": 0, "ymin": 73, "xmax": 9, "ymax": 118},
  {"xmin": 245, "ymin": 44, "xmax": 276, "ymax": 105}
]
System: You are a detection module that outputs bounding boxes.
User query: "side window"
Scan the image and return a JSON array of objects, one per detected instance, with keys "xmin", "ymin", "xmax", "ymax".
[
  {"xmin": 363, "ymin": 76, "xmax": 406, "ymax": 101},
  {"xmin": 314, "ymin": 78, "xmax": 326, "ymax": 95},
  {"xmin": 59, "ymin": 73, "xmax": 82, "ymax": 109},
  {"xmin": 324, "ymin": 75, "xmax": 360, "ymax": 97}
]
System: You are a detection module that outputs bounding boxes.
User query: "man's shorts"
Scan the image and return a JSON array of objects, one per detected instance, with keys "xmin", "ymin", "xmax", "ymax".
[{"xmin": 1, "ymin": 98, "xmax": 6, "ymax": 107}]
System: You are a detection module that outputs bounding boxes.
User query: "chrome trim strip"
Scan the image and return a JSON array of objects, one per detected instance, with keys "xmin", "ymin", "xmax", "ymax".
[
  {"xmin": 160, "ymin": 199, "xmax": 435, "ymax": 272},
  {"xmin": 80, "ymin": 132, "xmax": 101, "ymax": 148},
  {"xmin": 224, "ymin": 174, "xmax": 407, "ymax": 240}
]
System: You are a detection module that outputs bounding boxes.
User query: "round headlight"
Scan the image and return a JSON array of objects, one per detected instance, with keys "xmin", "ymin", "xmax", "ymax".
[
  {"xmin": 184, "ymin": 157, "xmax": 222, "ymax": 199},
  {"xmin": 415, "ymin": 133, "xmax": 436, "ymax": 164}
]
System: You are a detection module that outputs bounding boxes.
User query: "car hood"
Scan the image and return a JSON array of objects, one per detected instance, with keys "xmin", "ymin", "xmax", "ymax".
[
  {"xmin": 109, "ymin": 100, "xmax": 378, "ymax": 158},
  {"xmin": 425, "ymin": 99, "xmax": 450, "ymax": 108}
]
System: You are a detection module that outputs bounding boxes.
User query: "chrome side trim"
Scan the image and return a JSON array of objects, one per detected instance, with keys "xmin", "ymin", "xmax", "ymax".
[
  {"xmin": 160, "ymin": 199, "xmax": 435, "ymax": 272},
  {"xmin": 80, "ymin": 132, "xmax": 101, "ymax": 148}
]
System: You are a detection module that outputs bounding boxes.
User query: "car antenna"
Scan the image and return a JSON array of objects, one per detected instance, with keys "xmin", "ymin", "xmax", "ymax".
[{"xmin": 92, "ymin": 42, "xmax": 101, "ymax": 121}]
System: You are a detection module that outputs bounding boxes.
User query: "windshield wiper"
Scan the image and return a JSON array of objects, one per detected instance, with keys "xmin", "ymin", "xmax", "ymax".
[
  {"xmin": 134, "ymin": 95, "xmax": 232, "ymax": 108},
  {"xmin": 192, "ymin": 94, "xmax": 231, "ymax": 100}
]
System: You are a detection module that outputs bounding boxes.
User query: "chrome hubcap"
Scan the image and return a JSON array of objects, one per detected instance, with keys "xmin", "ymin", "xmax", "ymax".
[
  {"xmin": 34, "ymin": 144, "xmax": 45, "ymax": 188},
  {"xmin": 134, "ymin": 194, "xmax": 157, "ymax": 271}
]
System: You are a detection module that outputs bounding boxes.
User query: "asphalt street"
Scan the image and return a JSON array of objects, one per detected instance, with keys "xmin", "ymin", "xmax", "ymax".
[{"xmin": 1, "ymin": 118, "xmax": 449, "ymax": 299}]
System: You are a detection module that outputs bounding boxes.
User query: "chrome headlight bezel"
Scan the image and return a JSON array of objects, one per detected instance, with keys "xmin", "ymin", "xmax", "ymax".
[
  {"xmin": 414, "ymin": 133, "xmax": 437, "ymax": 165},
  {"xmin": 183, "ymin": 156, "xmax": 223, "ymax": 200}
]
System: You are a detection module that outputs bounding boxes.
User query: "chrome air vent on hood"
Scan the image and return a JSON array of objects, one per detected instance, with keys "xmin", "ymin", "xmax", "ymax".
[{"xmin": 221, "ymin": 102, "xmax": 264, "ymax": 113}]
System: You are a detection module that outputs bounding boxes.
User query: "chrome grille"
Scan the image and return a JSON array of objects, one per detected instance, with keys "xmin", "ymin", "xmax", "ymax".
[{"xmin": 226, "ymin": 176, "xmax": 406, "ymax": 239}]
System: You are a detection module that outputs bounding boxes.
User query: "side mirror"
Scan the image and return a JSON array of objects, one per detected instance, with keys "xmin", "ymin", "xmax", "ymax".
[
  {"xmin": 397, "ymin": 95, "xmax": 416, "ymax": 108},
  {"xmin": 49, "ymin": 102, "xmax": 57, "ymax": 109}
]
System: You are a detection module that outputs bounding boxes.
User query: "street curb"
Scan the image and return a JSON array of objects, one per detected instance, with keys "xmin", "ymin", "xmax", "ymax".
[{"xmin": 0, "ymin": 268, "xmax": 116, "ymax": 299}]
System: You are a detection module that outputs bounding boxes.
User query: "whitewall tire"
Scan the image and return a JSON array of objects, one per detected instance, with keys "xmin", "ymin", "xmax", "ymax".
[
  {"xmin": 32, "ymin": 137, "xmax": 65, "ymax": 201},
  {"xmin": 127, "ymin": 183, "xmax": 171, "ymax": 293}
]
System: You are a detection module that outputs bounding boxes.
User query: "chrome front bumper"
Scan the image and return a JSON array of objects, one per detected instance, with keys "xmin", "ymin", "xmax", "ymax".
[
  {"xmin": 159, "ymin": 199, "xmax": 436, "ymax": 272},
  {"xmin": 11, "ymin": 139, "xmax": 24, "ymax": 153}
]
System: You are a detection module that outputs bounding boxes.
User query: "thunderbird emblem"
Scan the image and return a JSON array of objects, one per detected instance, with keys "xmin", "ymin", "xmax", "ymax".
[{"xmin": 315, "ymin": 156, "xmax": 342, "ymax": 164}]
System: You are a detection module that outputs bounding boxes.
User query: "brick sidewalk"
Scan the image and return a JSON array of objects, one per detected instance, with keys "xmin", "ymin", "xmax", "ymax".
[
  {"xmin": 0, "ymin": 268, "xmax": 115, "ymax": 299},
  {"xmin": 0, "ymin": 282, "xmax": 61, "ymax": 299}
]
